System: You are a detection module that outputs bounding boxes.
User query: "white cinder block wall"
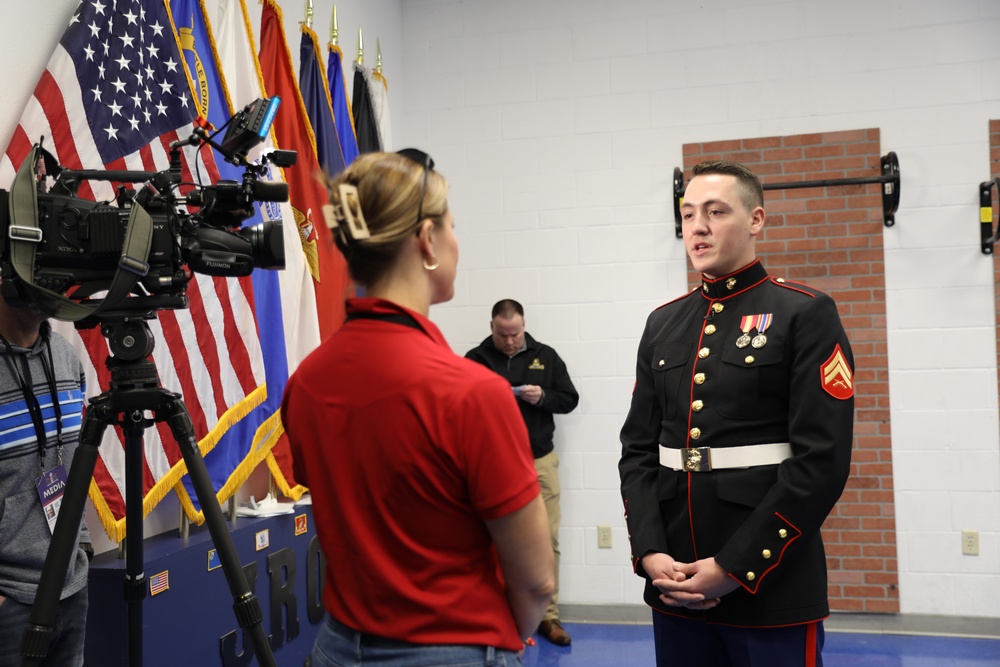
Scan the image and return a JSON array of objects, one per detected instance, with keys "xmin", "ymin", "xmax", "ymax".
[
  {"xmin": 394, "ymin": 0, "xmax": 1000, "ymax": 618},
  {"xmin": 4, "ymin": 0, "xmax": 1000, "ymax": 619}
]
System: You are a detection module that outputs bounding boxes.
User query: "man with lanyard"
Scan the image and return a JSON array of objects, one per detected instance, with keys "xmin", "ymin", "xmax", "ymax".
[{"xmin": 0, "ymin": 288, "xmax": 88, "ymax": 666}]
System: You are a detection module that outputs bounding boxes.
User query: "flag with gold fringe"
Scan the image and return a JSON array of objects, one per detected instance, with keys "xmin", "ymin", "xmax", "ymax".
[
  {"xmin": 168, "ymin": 0, "xmax": 316, "ymax": 522},
  {"xmin": 258, "ymin": 0, "xmax": 351, "ymax": 498},
  {"xmin": 327, "ymin": 40, "xmax": 359, "ymax": 166},
  {"xmin": 0, "ymin": 0, "xmax": 266, "ymax": 541},
  {"xmin": 300, "ymin": 23, "xmax": 346, "ymax": 176}
]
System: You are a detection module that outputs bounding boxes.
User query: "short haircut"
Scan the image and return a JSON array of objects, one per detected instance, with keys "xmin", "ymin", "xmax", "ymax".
[
  {"xmin": 491, "ymin": 299, "xmax": 524, "ymax": 320},
  {"xmin": 691, "ymin": 160, "xmax": 764, "ymax": 211}
]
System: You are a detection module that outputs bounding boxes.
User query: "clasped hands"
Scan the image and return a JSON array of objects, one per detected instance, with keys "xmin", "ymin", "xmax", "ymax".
[{"xmin": 641, "ymin": 552, "xmax": 740, "ymax": 611}]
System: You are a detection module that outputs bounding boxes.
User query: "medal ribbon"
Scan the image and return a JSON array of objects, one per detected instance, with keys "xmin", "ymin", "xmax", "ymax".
[
  {"xmin": 756, "ymin": 313, "xmax": 772, "ymax": 334},
  {"xmin": 739, "ymin": 315, "xmax": 759, "ymax": 335}
]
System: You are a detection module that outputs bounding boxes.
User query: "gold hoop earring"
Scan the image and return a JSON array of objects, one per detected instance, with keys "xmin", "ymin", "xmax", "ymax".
[{"xmin": 423, "ymin": 256, "xmax": 440, "ymax": 271}]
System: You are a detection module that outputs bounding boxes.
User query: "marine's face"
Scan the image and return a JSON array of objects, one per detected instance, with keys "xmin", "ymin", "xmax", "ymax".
[{"xmin": 681, "ymin": 173, "xmax": 764, "ymax": 279}]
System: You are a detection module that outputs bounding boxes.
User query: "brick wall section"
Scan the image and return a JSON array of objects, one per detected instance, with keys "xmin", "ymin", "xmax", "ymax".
[
  {"xmin": 992, "ymin": 120, "xmax": 1000, "ymax": 432},
  {"xmin": 682, "ymin": 129, "xmax": 898, "ymax": 613}
]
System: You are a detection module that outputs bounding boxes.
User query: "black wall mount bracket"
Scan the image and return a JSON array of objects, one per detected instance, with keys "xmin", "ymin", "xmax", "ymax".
[
  {"xmin": 673, "ymin": 152, "xmax": 901, "ymax": 238},
  {"xmin": 979, "ymin": 178, "xmax": 1000, "ymax": 255}
]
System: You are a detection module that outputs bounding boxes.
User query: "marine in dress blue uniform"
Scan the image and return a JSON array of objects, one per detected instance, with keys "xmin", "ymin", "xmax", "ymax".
[{"xmin": 619, "ymin": 162, "xmax": 855, "ymax": 667}]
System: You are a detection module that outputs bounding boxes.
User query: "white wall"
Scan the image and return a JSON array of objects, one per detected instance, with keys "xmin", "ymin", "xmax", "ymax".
[
  {"xmin": 3, "ymin": 0, "xmax": 1000, "ymax": 619},
  {"xmin": 395, "ymin": 0, "xmax": 1000, "ymax": 618}
]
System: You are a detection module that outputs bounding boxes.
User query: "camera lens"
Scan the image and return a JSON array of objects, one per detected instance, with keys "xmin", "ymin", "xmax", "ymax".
[{"xmin": 238, "ymin": 218, "xmax": 284, "ymax": 271}]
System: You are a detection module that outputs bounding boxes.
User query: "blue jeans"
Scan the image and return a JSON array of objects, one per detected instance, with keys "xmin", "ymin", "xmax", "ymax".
[
  {"xmin": 0, "ymin": 586, "xmax": 88, "ymax": 667},
  {"xmin": 310, "ymin": 616, "xmax": 523, "ymax": 667}
]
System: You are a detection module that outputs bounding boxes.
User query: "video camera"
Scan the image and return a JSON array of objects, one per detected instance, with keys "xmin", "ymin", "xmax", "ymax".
[{"xmin": 0, "ymin": 96, "xmax": 296, "ymax": 324}]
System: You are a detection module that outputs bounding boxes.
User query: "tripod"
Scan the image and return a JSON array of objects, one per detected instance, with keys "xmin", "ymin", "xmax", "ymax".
[{"xmin": 19, "ymin": 314, "xmax": 276, "ymax": 667}]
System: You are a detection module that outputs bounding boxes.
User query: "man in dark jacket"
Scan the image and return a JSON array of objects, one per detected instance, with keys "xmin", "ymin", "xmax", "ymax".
[
  {"xmin": 466, "ymin": 299, "xmax": 579, "ymax": 646},
  {"xmin": 619, "ymin": 161, "xmax": 854, "ymax": 666}
]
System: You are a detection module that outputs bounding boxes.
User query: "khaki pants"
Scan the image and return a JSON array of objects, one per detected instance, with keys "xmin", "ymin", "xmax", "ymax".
[{"xmin": 534, "ymin": 450, "xmax": 561, "ymax": 621}]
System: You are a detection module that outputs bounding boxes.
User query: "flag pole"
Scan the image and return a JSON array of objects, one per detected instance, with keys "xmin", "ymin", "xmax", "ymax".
[
  {"xmin": 329, "ymin": 4, "xmax": 339, "ymax": 46},
  {"xmin": 304, "ymin": 0, "xmax": 314, "ymax": 29},
  {"xmin": 375, "ymin": 39, "xmax": 383, "ymax": 75},
  {"xmin": 356, "ymin": 25, "xmax": 364, "ymax": 64}
]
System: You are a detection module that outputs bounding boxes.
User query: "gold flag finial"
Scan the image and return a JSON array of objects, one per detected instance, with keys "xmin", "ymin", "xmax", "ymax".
[
  {"xmin": 329, "ymin": 5, "xmax": 339, "ymax": 46},
  {"xmin": 356, "ymin": 26, "xmax": 364, "ymax": 64},
  {"xmin": 304, "ymin": 0, "xmax": 313, "ymax": 29},
  {"xmin": 375, "ymin": 39, "xmax": 383, "ymax": 75}
]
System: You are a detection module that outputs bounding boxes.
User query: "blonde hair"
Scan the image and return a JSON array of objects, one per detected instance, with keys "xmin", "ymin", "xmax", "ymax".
[{"xmin": 327, "ymin": 152, "xmax": 449, "ymax": 288}]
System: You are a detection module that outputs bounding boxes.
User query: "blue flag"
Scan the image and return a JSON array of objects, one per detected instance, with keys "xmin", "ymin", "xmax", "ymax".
[
  {"xmin": 300, "ymin": 25, "xmax": 346, "ymax": 176},
  {"xmin": 170, "ymin": 0, "xmax": 291, "ymax": 517},
  {"xmin": 327, "ymin": 44, "xmax": 359, "ymax": 167}
]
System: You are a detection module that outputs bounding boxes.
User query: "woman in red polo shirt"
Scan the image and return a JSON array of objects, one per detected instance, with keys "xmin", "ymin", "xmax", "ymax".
[{"xmin": 281, "ymin": 150, "xmax": 554, "ymax": 667}]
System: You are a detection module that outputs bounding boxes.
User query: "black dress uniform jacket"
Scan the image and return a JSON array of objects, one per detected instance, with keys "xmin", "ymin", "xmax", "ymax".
[
  {"xmin": 619, "ymin": 260, "xmax": 855, "ymax": 627},
  {"xmin": 466, "ymin": 333, "xmax": 579, "ymax": 459}
]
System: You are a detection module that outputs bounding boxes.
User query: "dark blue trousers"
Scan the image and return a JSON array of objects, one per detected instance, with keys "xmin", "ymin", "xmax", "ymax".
[{"xmin": 652, "ymin": 610, "xmax": 823, "ymax": 667}]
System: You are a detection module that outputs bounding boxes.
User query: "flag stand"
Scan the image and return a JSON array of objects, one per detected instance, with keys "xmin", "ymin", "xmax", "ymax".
[{"xmin": 20, "ymin": 316, "xmax": 276, "ymax": 667}]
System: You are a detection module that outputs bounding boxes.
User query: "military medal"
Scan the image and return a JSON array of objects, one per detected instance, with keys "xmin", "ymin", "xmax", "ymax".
[
  {"xmin": 736, "ymin": 315, "xmax": 755, "ymax": 348},
  {"xmin": 738, "ymin": 314, "xmax": 773, "ymax": 349},
  {"xmin": 751, "ymin": 313, "xmax": 773, "ymax": 348}
]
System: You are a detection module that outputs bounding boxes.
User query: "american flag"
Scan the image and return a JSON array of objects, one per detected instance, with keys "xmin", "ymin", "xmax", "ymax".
[
  {"xmin": 149, "ymin": 570, "xmax": 170, "ymax": 596},
  {"xmin": 0, "ymin": 0, "xmax": 266, "ymax": 542}
]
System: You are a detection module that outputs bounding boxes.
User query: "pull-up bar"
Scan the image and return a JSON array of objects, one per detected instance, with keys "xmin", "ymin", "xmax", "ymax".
[
  {"xmin": 979, "ymin": 178, "xmax": 1000, "ymax": 255},
  {"xmin": 672, "ymin": 152, "xmax": 901, "ymax": 238}
]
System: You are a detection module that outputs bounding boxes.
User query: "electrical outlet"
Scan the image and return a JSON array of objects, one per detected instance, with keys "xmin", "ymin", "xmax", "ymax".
[
  {"xmin": 597, "ymin": 525, "xmax": 612, "ymax": 549},
  {"xmin": 962, "ymin": 530, "xmax": 979, "ymax": 556}
]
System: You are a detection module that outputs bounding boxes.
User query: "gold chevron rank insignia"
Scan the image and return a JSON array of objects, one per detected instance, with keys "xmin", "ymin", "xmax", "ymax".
[{"xmin": 821, "ymin": 344, "xmax": 854, "ymax": 400}]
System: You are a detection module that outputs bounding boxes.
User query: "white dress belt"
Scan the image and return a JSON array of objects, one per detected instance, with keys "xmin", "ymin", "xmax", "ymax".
[{"xmin": 659, "ymin": 442, "xmax": 792, "ymax": 472}]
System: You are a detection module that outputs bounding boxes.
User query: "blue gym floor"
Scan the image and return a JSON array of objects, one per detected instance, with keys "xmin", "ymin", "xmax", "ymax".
[{"xmin": 523, "ymin": 622, "xmax": 1000, "ymax": 666}]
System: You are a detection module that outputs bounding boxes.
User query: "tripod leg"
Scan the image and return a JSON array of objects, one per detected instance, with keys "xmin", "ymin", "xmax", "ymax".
[
  {"xmin": 123, "ymin": 423, "xmax": 148, "ymax": 667},
  {"xmin": 20, "ymin": 405, "xmax": 108, "ymax": 666},
  {"xmin": 161, "ymin": 394, "xmax": 276, "ymax": 667}
]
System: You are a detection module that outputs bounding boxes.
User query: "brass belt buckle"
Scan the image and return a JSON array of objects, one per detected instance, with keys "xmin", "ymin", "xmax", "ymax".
[{"xmin": 681, "ymin": 447, "xmax": 712, "ymax": 472}]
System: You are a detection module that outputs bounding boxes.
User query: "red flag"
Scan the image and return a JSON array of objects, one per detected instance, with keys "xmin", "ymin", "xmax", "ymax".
[
  {"xmin": 258, "ymin": 0, "xmax": 349, "ymax": 339},
  {"xmin": 258, "ymin": 0, "xmax": 350, "ymax": 496},
  {"xmin": 0, "ymin": 0, "xmax": 266, "ymax": 542}
]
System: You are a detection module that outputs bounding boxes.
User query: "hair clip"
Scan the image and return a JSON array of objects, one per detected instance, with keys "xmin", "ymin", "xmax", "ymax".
[{"xmin": 330, "ymin": 183, "xmax": 371, "ymax": 240}]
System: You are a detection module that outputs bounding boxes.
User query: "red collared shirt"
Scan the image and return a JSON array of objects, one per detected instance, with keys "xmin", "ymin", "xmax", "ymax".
[{"xmin": 282, "ymin": 298, "xmax": 539, "ymax": 649}]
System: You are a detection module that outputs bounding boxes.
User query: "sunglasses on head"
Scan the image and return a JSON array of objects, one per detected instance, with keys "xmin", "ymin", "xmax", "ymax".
[{"xmin": 397, "ymin": 148, "xmax": 435, "ymax": 229}]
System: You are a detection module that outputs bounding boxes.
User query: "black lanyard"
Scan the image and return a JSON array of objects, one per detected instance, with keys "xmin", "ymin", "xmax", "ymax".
[
  {"xmin": 345, "ymin": 311, "xmax": 424, "ymax": 331},
  {"xmin": 0, "ymin": 329, "xmax": 63, "ymax": 471}
]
